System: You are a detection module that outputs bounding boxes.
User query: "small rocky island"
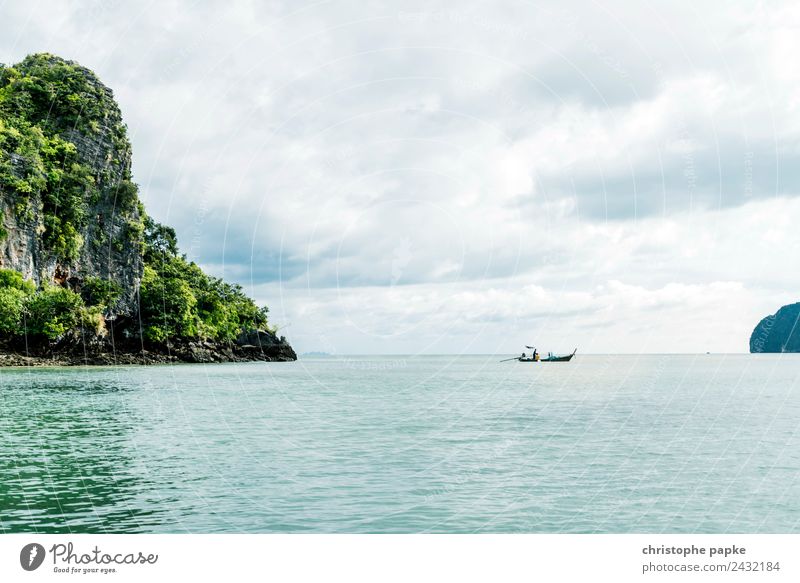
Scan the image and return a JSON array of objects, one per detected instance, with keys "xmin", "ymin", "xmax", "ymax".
[
  {"xmin": 0, "ymin": 54, "xmax": 295, "ymax": 365},
  {"xmin": 750, "ymin": 303, "xmax": 800, "ymax": 353}
]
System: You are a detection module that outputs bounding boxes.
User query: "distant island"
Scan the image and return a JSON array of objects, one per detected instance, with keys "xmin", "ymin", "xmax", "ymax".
[
  {"xmin": 750, "ymin": 302, "xmax": 800, "ymax": 353},
  {"xmin": 0, "ymin": 54, "xmax": 295, "ymax": 365}
]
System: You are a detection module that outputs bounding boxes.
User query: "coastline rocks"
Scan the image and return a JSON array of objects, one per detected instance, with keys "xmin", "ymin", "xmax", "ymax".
[
  {"xmin": 750, "ymin": 302, "xmax": 800, "ymax": 353},
  {"xmin": 235, "ymin": 328, "xmax": 297, "ymax": 361},
  {"xmin": 235, "ymin": 328, "xmax": 283, "ymax": 347},
  {"xmin": 0, "ymin": 330, "xmax": 297, "ymax": 367}
]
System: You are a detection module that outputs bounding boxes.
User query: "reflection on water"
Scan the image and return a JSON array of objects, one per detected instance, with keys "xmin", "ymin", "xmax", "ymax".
[
  {"xmin": 1, "ymin": 356, "xmax": 800, "ymax": 533},
  {"xmin": 0, "ymin": 370, "xmax": 160, "ymax": 533}
]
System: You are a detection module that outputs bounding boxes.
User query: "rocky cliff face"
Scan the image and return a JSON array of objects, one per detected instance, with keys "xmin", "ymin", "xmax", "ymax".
[
  {"xmin": 0, "ymin": 54, "xmax": 143, "ymax": 316},
  {"xmin": 750, "ymin": 303, "xmax": 800, "ymax": 353},
  {"xmin": 1, "ymin": 54, "xmax": 295, "ymax": 364}
]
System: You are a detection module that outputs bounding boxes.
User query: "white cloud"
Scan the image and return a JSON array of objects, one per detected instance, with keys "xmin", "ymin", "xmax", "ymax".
[
  {"xmin": 2, "ymin": 0, "xmax": 799, "ymax": 353},
  {"xmin": 257, "ymin": 196, "xmax": 800, "ymax": 353}
]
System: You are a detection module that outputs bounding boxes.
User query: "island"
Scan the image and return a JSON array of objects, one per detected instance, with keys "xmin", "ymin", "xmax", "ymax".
[
  {"xmin": 0, "ymin": 53, "xmax": 296, "ymax": 365},
  {"xmin": 750, "ymin": 302, "xmax": 800, "ymax": 353}
]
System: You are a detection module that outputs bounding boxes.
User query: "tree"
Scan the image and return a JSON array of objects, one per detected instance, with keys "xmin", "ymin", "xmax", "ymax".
[
  {"xmin": 80, "ymin": 276, "xmax": 121, "ymax": 308},
  {"xmin": 24, "ymin": 285, "xmax": 83, "ymax": 339},
  {"xmin": 139, "ymin": 265, "xmax": 198, "ymax": 342},
  {"xmin": 0, "ymin": 287, "xmax": 27, "ymax": 334}
]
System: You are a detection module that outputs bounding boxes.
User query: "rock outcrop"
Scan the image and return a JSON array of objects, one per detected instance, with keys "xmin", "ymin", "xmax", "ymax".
[
  {"xmin": 0, "ymin": 53, "xmax": 296, "ymax": 365},
  {"xmin": 750, "ymin": 303, "xmax": 800, "ymax": 353},
  {"xmin": 0, "ymin": 335, "xmax": 297, "ymax": 366},
  {"xmin": 0, "ymin": 53, "xmax": 143, "ymax": 316},
  {"xmin": 234, "ymin": 329, "xmax": 296, "ymax": 361}
]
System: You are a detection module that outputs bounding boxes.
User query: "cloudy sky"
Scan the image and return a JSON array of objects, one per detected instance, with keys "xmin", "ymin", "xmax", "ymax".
[{"xmin": 2, "ymin": 0, "xmax": 799, "ymax": 354}]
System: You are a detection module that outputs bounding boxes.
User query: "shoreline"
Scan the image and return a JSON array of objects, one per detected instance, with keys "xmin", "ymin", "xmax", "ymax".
[{"xmin": 0, "ymin": 337, "xmax": 297, "ymax": 367}]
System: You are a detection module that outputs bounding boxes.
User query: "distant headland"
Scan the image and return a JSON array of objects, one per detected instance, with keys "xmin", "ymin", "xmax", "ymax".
[
  {"xmin": 0, "ymin": 54, "xmax": 295, "ymax": 365},
  {"xmin": 750, "ymin": 302, "xmax": 800, "ymax": 353}
]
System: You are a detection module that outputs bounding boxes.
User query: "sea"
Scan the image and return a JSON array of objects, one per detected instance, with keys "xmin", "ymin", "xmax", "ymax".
[{"xmin": 1, "ymin": 354, "xmax": 799, "ymax": 533}]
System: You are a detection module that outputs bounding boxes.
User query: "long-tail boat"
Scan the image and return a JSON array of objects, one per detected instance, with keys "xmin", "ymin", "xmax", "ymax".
[{"xmin": 501, "ymin": 348, "xmax": 577, "ymax": 362}]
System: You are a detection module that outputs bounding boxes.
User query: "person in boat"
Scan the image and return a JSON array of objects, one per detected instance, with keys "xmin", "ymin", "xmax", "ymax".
[
  {"xmin": 521, "ymin": 352, "xmax": 526, "ymax": 359},
  {"xmin": 532, "ymin": 349, "xmax": 538, "ymax": 361}
]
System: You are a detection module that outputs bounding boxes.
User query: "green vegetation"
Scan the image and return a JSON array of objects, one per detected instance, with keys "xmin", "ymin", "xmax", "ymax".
[
  {"xmin": 0, "ymin": 269, "xmax": 33, "ymax": 334},
  {"xmin": 24, "ymin": 285, "xmax": 84, "ymax": 339},
  {"xmin": 139, "ymin": 217, "xmax": 270, "ymax": 343},
  {"xmin": 0, "ymin": 53, "xmax": 133, "ymax": 262},
  {"xmin": 0, "ymin": 286, "xmax": 27, "ymax": 334},
  {"xmin": 0, "ymin": 54, "xmax": 119, "ymax": 134},
  {"xmin": 80, "ymin": 276, "xmax": 121, "ymax": 309},
  {"xmin": 0, "ymin": 54, "xmax": 274, "ymax": 348},
  {"xmin": 0, "ymin": 268, "xmax": 108, "ymax": 340},
  {"xmin": 0, "ymin": 218, "xmax": 272, "ymax": 344}
]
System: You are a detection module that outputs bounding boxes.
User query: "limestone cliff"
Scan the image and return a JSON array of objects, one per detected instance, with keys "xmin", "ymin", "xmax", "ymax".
[
  {"xmin": 0, "ymin": 53, "xmax": 142, "ymax": 316},
  {"xmin": 0, "ymin": 53, "xmax": 295, "ymax": 364}
]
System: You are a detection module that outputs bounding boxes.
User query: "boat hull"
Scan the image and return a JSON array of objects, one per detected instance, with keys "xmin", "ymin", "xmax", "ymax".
[{"xmin": 517, "ymin": 349, "xmax": 576, "ymax": 362}]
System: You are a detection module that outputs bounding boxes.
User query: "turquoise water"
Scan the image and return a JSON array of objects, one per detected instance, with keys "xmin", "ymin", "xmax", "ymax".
[{"xmin": 1, "ymin": 354, "xmax": 799, "ymax": 533}]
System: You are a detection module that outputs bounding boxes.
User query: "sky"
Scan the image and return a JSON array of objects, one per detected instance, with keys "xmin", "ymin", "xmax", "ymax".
[{"xmin": 1, "ymin": 0, "xmax": 799, "ymax": 354}]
